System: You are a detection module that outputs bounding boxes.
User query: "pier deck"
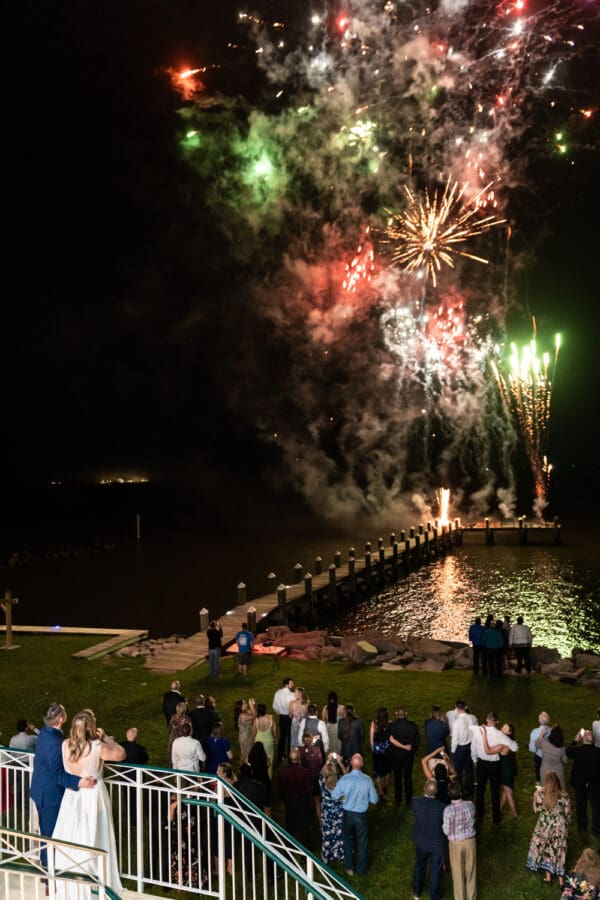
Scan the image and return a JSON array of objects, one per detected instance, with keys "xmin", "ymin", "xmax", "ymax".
[{"xmin": 144, "ymin": 523, "xmax": 460, "ymax": 673}]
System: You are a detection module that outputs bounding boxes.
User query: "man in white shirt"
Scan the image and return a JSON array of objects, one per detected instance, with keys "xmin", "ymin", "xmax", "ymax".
[
  {"xmin": 471, "ymin": 712, "xmax": 518, "ymax": 823},
  {"xmin": 9, "ymin": 719, "xmax": 40, "ymax": 751},
  {"xmin": 171, "ymin": 722, "xmax": 206, "ymax": 772},
  {"xmin": 508, "ymin": 616, "xmax": 534, "ymax": 673},
  {"xmin": 450, "ymin": 702, "xmax": 477, "ymax": 799},
  {"xmin": 593, "ymin": 710, "xmax": 600, "ymax": 750},
  {"xmin": 273, "ymin": 676, "xmax": 296, "ymax": 764}
]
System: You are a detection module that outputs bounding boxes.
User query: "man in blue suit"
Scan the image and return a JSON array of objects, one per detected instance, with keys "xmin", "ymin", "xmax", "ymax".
[{"xmin": 29, "ymin": 702, "xmax": 95, "ymax": 863}]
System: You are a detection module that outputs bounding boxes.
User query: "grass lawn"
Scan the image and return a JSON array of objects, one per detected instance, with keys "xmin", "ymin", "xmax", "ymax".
[{"xmin": 1, "ymin": 634, "xmax": 598, "ymax": 898}]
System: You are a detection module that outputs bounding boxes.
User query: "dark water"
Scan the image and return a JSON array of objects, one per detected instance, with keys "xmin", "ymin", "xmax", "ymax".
[
  {"xmin": 1, "ymin": 483, "xmax": 599, "ymax": 654},
  {"xmin": 335, "ymin": 529, "xmax": 600, "ymax": 656}
]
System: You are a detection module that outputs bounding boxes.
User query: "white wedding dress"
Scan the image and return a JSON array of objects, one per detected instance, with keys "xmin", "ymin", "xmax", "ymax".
[{"xmin": 52, "ymin": 739, "xmax": 122, "ymax": 898}]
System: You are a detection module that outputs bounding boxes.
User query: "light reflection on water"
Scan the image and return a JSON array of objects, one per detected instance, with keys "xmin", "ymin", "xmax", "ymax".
[{"xmin": 335, "ymin": 541, "xmax": 600, "ymax": 657}]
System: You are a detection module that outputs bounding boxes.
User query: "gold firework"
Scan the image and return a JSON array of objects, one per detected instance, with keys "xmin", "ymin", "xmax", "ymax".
[{"xmin": 381, "ymin": 178, "xmax": 505, "ymax": 287}]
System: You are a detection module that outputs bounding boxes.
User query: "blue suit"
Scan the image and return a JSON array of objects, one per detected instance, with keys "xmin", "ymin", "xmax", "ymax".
[{"xmin": 30, "ymin": 726, "xmax": 80, "ymax": 861}]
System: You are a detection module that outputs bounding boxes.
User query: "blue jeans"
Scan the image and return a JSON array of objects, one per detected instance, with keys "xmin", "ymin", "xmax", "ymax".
[
  {"xmin": 342, "ymin": 810, "xmax": 369, "ymax": 874},
  {"xmin": 208, "ymin": 647, "xmax": 221, "ymax": 677},
  {"xmin": 413, "ymin": 846, "xmax": 445, "ymax": 899}
]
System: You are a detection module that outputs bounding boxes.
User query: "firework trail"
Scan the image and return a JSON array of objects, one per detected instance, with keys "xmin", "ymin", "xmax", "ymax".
[
  {"xmin": 173, "ymin": 0, "xmax": 595, "ymax": 521},
  {"xmin": 492, "ymin": 333, "xmax": 561, "ymax": 516}
]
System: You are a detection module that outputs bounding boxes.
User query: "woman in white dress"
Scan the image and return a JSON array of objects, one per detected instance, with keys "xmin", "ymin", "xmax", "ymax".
[{"xmin": 52, "ymin": 709, "xmax": 126, "ymax": 898}]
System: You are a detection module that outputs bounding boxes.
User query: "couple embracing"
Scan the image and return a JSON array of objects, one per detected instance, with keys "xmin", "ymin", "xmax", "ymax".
[{"xmin": 30, "ymin": 702, "xmax": 125, "ymax": 897}]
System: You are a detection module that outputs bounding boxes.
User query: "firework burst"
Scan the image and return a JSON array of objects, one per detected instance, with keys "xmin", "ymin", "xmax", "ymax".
[
  {"xmin": 381, "ymin": 178, "xmax": 506, "ymax": 287},
  {"xmin": 492, "ymin": 333, "xmax": 561, "ymax": 512}
]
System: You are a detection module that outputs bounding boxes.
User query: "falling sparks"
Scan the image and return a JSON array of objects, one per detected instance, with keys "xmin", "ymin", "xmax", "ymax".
[
  {"xmin": 381, "ymin": 179, "xmax": 506, "ymax": 287},
  {"xmin": 342, "ymin": 229, "xmax": 375, "ymax": 293},
  {"xmin": 492, "ymin": 334, "xmax": 561, "ymax": 512}
]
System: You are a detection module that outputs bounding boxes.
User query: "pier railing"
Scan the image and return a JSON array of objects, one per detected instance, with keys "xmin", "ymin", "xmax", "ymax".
[{"xmin": 0, "ymin": 748, "xmax": 363, "ymax": 900}]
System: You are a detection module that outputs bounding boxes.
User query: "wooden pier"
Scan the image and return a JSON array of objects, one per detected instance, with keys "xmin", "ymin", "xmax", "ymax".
[
  {"xmin": 144, "ymin": 514, "xmax": 562, "ymax": 674},
  {"xmin": 145, "ymin": 519, "xmax": 463, "ymax": 673},
  {"xmin": 462, "ymin": 515, "xmax": 562, "ymax": 546}
]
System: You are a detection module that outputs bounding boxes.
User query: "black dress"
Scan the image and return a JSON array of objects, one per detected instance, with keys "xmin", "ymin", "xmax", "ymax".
[{"xmin": 501, "ymin": 750, "xmax": 517, "ymax": 788}]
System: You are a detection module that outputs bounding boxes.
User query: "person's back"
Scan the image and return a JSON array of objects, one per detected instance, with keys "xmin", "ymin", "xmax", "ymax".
[{"xmin": 172, "ymin": 735, "xmax": 205, "ymax": 772}]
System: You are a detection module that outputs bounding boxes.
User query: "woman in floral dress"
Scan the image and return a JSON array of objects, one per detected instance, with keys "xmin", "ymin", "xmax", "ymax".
[
  {"xmin": 527, "ymin": 771, "xmax": 571, "ymax": 887},
  {"xmin": 167, "ymin": 701, "xmax": 192, "ymax": 766},
  {"xmin": 319, "ymin": 753, "xmax": 347, "ymax": 865},
  {"xmin": 561, "ymin": 848, "xmax": 600, "ymax": 900}
]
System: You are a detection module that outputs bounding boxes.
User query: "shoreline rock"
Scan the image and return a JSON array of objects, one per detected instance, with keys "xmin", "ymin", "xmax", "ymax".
[{"xmin": 113, "ymin": 626, "xmax": 600, "ymax": 685}]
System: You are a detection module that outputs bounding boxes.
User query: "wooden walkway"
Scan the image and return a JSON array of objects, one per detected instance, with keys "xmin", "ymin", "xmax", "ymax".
[
  {"xmin": 0, "ymin": 625, "xmax": 148, "ymax": 660},
  {"xmin": 462, "ymin": 516, "xmax": 561, "ymax": 545},
  {"xmin": 144, "ymin": 522, "xmax": 461, "ymax": 674}
]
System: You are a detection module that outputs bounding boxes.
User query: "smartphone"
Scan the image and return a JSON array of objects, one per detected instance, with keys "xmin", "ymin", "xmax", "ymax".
[{"xmin": 580, "ymin": 728, "xmax": 586, "ymax": 738}]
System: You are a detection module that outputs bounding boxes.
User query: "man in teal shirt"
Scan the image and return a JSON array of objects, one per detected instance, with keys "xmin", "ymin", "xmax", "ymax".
[{"xmin": 331, "ymin": 753, "xmax": 378, "ymax": 875}]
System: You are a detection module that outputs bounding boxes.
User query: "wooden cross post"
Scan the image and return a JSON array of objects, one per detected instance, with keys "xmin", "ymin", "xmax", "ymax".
[{"xmin": 0, "ymin": 590, "xmax": 20, "ymax": 650}]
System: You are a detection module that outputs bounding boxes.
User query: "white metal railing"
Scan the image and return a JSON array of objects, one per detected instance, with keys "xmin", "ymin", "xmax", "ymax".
[
  {"xmin": 1, "ymin": 747, "xmax": 363, "ymax": 900},
  {"xmin": 0, "ymin": 826, "xmax": 119, "ymax": 899}
]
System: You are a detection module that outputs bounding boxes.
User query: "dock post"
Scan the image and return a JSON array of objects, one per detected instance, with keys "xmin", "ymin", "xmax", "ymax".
[
  {"xmin": 304, "ymin": 573, "xmax": 314, "ymax": 625},
  {"xmin": 389, "ymin": 532, "xmax": 396, "ymax": 546},
  {"xmin": 277, "ymin": 584, "xmax": 288, "ymax": 625},
  {"xmin": 237, "ymin": 582, "xmax": 247, "ymax": 606},
  {"xmin": 410, "ymin": 526, "xmax": 416, "ymax": 539},
  {"xmin": 348, "ymin": 547, "xmax": 356, "ymax": 559},
  {"xmin": 348, "ymin": 556, "xmax": 357, "ymax": 596},
  {"xmin": 365, "ymin": 548, "xmax": 373, "ymax": 584},
  {"xmin": 315, "ymin": 556, "xmax": 322, "ymax": 575},
  {"xmin": 293, "ymin": 563, "xmax": 303, "ymax": 583},
  {"xmin": 423, "ymin": 528, "xmax": 430, "ymax": 561},
  {"xmin": 519, "ymin": 516, "xmax": 527, "ymax": 545},
  {"xmin": 378, "ymin": 546, "xmax": 386, "ymax": 584},
  {"xmin": 334, "ymin": 550, "xmax": 342, "ymax": 568},
  {"xmin": 432, "ymin": 526, "xmax": 439, "ymax": 554},
  {"xmin": 199, "ymin": 607, "xmax": 209, "ymax": 632},
  {"xmin": 328, "ymin": 564, "xmax": 338, "ymax": 609},
  {"xmin": 404, "ymin": 539, "xmax": 411, "ymax": 570},
  {"xmin": 365, "ymin": 541, "xmax": 372, "ymax": 555},
  {"xmin": 414, "ymin": 534, "xmax": 421, "ymax": 566},
  {"xmin": 246, "ymin": 606, "xmax": 257, "ymax": 635},
  {"xmin": 418, "ymin": 523, "xmax": 424, "ymax": 536},
  {"xmin": 400, "ymin": 530, "xmax": 406, "ymax": 544},
  {"xmin": 553, "ymin": 517, "xmax": 561, "ymax": 545},
  {"xmin": 485, "ymin": 518, "xmax": 494, "ymax": 545},
  {"xmin": 268, "ymin": 572, "xmax": 277, "ymax": 593},
  {"xmin": 377, "ymin": 537, "xmax": 384, "ymax": 550},
  {"xmin": 392, "ymin": 541, "xmax": 399, "ymax": 578}
]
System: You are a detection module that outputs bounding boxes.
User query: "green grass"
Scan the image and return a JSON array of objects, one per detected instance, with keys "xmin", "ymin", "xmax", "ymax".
[{"xmin": 1, "ymin": 635, "xmax": 597, "ymax": 898}]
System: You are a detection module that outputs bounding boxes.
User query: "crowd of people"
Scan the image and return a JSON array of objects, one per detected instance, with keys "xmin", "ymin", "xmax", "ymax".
[
  {"xmin": 155, "ymin": 674, "xmax": 600, "ymax": 899},
  {"xmin": 6, "ymin": 656, "xmax": 600, "ymax": 899}
]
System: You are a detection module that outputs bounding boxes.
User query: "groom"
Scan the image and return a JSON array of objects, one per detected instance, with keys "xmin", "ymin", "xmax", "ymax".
[{"xmin": 29, "ymin": 702, "xmax": 96, "ymax": 864}]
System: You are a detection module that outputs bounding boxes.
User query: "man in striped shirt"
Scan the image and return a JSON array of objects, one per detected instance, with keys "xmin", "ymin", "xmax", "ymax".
[{"xmin": 442, "ymin": 781, "xmax": 477, "ymax": 900}]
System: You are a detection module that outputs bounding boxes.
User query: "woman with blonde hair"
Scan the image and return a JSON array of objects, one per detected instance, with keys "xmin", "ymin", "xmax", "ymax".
[
  {"xmin": 319, "ymin": 752, "xmax": 347, "ymax": 864},
  {"xmin": 167, "ymin": 700, "xmax": 192, "ymax": 766},
  {"xmin": 289, "ymin": 687, "xmax": 309, "ymax": 751},
  {"xmin": 561, "ymin": 848, "xmax": 600, "ymax": 899},
  {"xmin": 527, "ymin": 770, "xmax": 571, "ymax": 887},
  {"xmin": 52, "ymin": 709, "xmax": 125, "ymax": 898}
]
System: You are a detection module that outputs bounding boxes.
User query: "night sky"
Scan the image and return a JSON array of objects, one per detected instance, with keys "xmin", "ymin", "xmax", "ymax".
[{"xmin": 5, "ymin": 0, "xmax": 600, "ymax": 519}]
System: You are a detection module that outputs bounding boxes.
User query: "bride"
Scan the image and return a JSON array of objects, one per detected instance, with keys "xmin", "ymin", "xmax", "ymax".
[{"xmin": 52, "ymin": 709, "xmax": 126, "ymax": 897}]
